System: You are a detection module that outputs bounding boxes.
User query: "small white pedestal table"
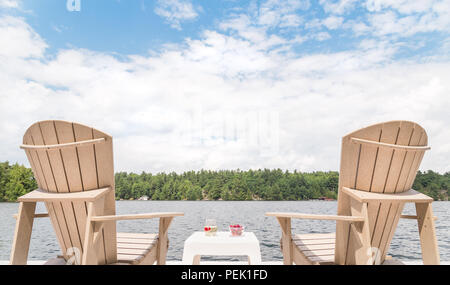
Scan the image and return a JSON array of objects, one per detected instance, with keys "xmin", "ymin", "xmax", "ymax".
[{"xmin": 182, "ymin": 231, "xmax": 262, "ymax": 265}]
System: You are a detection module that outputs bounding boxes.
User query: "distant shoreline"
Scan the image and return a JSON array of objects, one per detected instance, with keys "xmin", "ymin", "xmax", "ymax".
[
  {"xmin": 118, "ymin": 198, "xmax": 337, "ymax": 202},
  {"xmin": 1, "ymin": 161, "xmax": 448, "ymax": 202},
  {"xmin": 5, "ymin": 200, "xmax": 450, "ymax": 204}
]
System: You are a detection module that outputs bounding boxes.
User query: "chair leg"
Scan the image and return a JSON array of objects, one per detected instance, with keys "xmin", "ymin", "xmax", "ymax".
[
  {"xmin": 416, "ymin": 202, "xmax": 440, "ymax": 265},
  {"xmin": 10, "ymin": 202, "xmax": 36, "ymax": 265},
  {"xmin": 348, "ymin": 200, "xmax": 372, "ymax": 265},
  {"xmin": 157, "ymin": 217, "xmax": 173, "ymax": 265},
  {"xmin": 82, "ymin": 199, "xmax": 104, "ymax": 265},
  {"xmin": 277, "ymin": 217, "xmax": 293, "ymax": 265}
]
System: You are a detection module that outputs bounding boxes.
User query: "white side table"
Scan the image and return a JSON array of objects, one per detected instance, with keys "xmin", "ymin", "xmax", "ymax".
[{"xmin": 182, "ymin": 231, "xmax": 262, "ymax": 265}]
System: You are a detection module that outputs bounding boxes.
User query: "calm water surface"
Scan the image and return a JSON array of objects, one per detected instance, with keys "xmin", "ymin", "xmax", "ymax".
[{"xmin": 0, "ymin": 201, "xmax": 449, "ymax": 262}]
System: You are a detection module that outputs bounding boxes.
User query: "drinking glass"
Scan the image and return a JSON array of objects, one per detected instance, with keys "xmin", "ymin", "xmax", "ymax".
[{"xmin": 204, "ymin": 219, "xmax": 218, "ymax": 236}]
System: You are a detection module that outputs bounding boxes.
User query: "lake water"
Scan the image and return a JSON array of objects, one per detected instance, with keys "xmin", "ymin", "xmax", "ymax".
[{"xmin": 0, "ymin": 201, "xmax": 449, "ymax": 262}]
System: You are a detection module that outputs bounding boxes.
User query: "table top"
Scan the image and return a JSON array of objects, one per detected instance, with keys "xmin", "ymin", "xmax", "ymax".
[{"xmin": 185, "ymin": 231, "xmax": 259, "ymax": 244}]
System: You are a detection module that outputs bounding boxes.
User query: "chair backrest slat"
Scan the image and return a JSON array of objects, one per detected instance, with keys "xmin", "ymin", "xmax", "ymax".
[
  {"xmin": 40, "ymin": 121, "xmax": 86, "ymax": 256},
  {"xmin": 335, "ymin": 121, "xmax": 429, "ymax": 264},
  {"xmin": 92, "ymin": 128, "xmax": 117, "ymax": 263},
  {"xmin": 361, "ymin": 122, "xmax": 400, "ymax": 258},
  {"xmin": 72, "ymin": 123, "xmax": 107, "ymax": 264},
  {"xmin": 26, "ymin": 123, "xmax": 77, "ymax": 256},
  {"xmin": 23, "ymin": 130, "xmax": 70, "ymax": 256}
]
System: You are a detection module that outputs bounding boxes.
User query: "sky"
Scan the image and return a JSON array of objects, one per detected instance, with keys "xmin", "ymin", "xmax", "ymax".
[{"xmin": 0, "ymin": 0, "xmax": 449, "ymax": 174}]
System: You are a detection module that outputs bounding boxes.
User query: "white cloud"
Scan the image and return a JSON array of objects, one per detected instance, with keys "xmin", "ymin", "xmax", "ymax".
[
  {"xmin": 154, "ymin": 0, "xmax": 198, "ymax": 30},
  {"xmin": 279, "ymin": 14, "xmax": 303, "ymax": 28},
  {"xmin": 0, "ymin": 0, "xmax": 19, "ymax": 9},
  {"xmin": 322, "ymin": 16, "xmax": 344, "ymax": 30},
  {"xmin": 367, "ymin": 6, "xmax": 450, "ymax": 37},
  {"xmin": 319, "ymin": 0, "xmax": 358, "ymax": 14},
  {"xmin": 345, "ymin": 20, "xmax": 370, "ymax": 35},
  {"xmin": 366, "ymin": 0, "xmax": 435, "ymax": 14},
  {"xmin": 219, "ymin": 15, "xmax": 288, "ymax": 51},
  {"xmin": 315, "ymin": 0, "xmax": 450, "ymax": 43},
  {"xmin": 359, "ymin": 0, "xmax": 450, "ymax": 38},
  {"xmin": 257, "ymin": 0, "xmax": 309, "ymax": 28},
  {"xmin": 314, "ymin": 31, "xmax": 331, "ymax": 41},
  {"xmin": 0, "ymin": 16, "xmax": 47, "ymax": 58},
  {"xmin": 305, "ymin": 16, "xmax": 344, "ymax": 32},
  {"xmin": 0, "ymin": 14, "xmax": 449, "ymax": 174},
  {"xmin": 218, "ymin": 0, "xmax": 314, "ymax": 51}
]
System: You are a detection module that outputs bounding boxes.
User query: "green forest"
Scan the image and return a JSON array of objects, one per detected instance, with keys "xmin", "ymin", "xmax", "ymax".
[{"xmin": 0, "ymin": 161, "xmax": 449, "ymax": 202}]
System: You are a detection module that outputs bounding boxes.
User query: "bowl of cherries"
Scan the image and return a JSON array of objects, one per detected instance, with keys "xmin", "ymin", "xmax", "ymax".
[
  {"xmin": 204, "ymin": 225, "xmax": 218, "ymax": 236},
  {"xmin": 229, "ymin": 224, "xmax": 244, "ymax": 236}
]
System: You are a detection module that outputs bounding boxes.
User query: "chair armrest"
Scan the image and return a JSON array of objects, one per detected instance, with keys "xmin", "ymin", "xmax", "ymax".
[
  {"xmin": 18, "ymin": 187, "xmax": 112, "ymax": 202},
  {"xmin": 13, "ymin": 213, "xmax": 49, "ymax": 219},
  {"xmin": 400, "ymin": 215, "xmax": 438, "ymax": 221},
  {"xmin": 342, "ymin": 187, "xmax": 433, "ymax": 203},
  {"xmin": 90, "ymin": 212, "xmax": 184, "ymax": 222},
  {"xmin": 266, "ymin": 212, "xmax": 364, "ymax": 222}
]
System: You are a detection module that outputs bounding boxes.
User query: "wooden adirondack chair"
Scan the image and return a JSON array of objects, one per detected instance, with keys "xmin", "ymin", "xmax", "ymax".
[
  {"xmin": 267, "ymin": 121, "xmax": 440, "ymax": 265},
  {"xmin": 10, "ymin": 120, "xmax": 183, "ymax": 265}
]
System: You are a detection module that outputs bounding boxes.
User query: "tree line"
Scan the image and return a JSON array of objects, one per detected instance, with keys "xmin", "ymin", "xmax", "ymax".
[{"xmin": 0, "ymin": 161, "xmax": 448, "ymax": 202}]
